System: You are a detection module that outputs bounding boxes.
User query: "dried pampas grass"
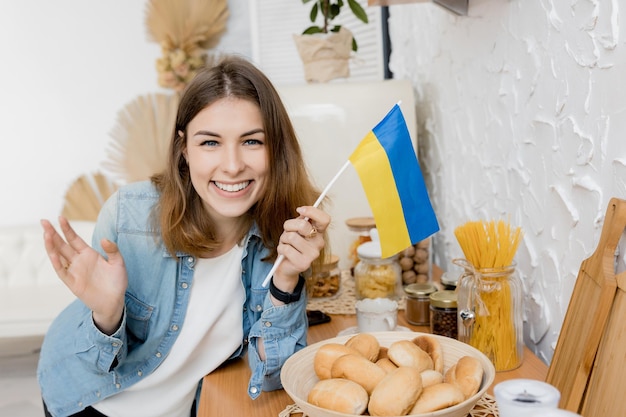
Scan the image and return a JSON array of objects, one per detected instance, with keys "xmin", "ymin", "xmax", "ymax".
[
  {"xmin": 145, "ymin": 0, "xmax": 229, "ymax": 50},
  {"xmin": 145, "ymin": 0, "xmax": 229, "ymax": 91},
  {"xmin": 103, "ymin": 92, "xmax": 180, "ymax": 183},
  {"xmin": 62, "ymin": 173, "xmax": 119, "ymax": 221}
]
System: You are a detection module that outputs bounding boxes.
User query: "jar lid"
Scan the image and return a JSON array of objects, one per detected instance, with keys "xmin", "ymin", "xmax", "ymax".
[
  {"xmin": 356, "ymin": 240, "xmax": 381, "ymax": 259},
  {"xmin": 312, "ymin": 254, "xmax": 340, "ymax": 273},
  {"xmin": 404, "ymin": 283, "xmax": 437, "ymax": 298},
  {"xmin": 357, "ymin": 240, "xmax": 400, "ymax": 261},
  {"xmin": 345, "ymin": 217, "xmax": 376, "ymax": 232},
  {"xmin": 429, "ymin": 290, "xmax": 458, "ymax": 308},
  {"xmin": 441, "ymin": 272, "xmax": 459, "ymax": 287}
]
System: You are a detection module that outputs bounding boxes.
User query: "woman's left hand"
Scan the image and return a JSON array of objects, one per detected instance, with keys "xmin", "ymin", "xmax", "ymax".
[{"xmin": 272, "ymin": 206, "xmax": 330, "ymax": 295}]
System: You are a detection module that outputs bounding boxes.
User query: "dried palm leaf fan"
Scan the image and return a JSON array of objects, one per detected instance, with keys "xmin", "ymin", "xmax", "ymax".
[
  {"xmin": 103, "ymin": 93, "xmax": 180, "ymax": 183},
  {"xmin": 61, "ymin": 172, "xmax": 119, "ymax": 221},
  {"xmin": 145, "ymin": 0, "xmax": 229, "ymax": 91}
]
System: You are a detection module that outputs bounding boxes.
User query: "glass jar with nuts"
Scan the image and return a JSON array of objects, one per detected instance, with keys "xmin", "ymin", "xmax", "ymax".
[
  {"xmin": 306, "ymin": 254, "xmax": 341, "ymax": 299},
  {"xmin": 398, "ymin": 237, "xmax": 432, "ymax": 285}
]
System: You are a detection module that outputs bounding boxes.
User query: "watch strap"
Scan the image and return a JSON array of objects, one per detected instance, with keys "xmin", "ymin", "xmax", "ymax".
[{"xmin": 269, "ymin": 274, "xmax": 306, "ymax": 304}]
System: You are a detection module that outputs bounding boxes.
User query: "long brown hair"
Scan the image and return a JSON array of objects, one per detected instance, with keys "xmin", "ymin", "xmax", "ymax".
[{"xmin": 152, "ymin": 55, "xmax": 324, "ymax": 261}]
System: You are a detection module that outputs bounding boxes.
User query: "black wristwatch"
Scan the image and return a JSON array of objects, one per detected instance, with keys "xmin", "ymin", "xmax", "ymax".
[{"xmin": 269, "ymin": 275, "xmax": 306, "ymax": 304}]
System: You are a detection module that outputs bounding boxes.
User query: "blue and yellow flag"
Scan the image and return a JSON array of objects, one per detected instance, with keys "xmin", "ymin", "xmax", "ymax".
[{"xmin": 349, "ymin": 104, "xmax": 439, "ymax": 258}]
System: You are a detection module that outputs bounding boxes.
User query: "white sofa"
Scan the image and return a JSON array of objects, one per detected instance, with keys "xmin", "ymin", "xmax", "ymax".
[{"xmin": 0, "ymin": 221, "xmax": 95, "ymax": 338}]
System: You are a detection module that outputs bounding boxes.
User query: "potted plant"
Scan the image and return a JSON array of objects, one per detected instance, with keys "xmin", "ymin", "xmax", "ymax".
[
  {"xmin": 301, "ymin": 0, "xmax": 369, "ymax": 51},
  {"xmin": 294, "ymin": 0, "xmax": 369, "ymax": 83}
]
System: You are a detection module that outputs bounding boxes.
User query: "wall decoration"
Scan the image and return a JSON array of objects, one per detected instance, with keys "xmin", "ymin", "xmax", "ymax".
[
  {"xmin": 145, "ymin": 0, "xmax": 229, "ymax": 91},
  {"xmin": 61, "ymin": 173, "xmax": 119, "ymax": 221},
  {"xmin": 103, "ymin": 93, "xmax": 180, "ymax": 183}
]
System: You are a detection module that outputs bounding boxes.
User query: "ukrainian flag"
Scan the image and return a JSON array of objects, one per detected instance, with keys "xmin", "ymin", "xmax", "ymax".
[{"xmin": 349, "ymin": 104, "xmax": 439, "ymax": 258}]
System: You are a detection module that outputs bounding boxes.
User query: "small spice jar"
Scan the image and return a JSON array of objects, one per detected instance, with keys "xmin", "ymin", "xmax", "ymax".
[
  {"xmin": 354, "ymin": 241, "xmax": 402, "ymax": 300},
  {"xmin": 404, "ymin": 283, "xmax": 437, "ymax": 326},
  {"xmin": 345, "ymin": 217, "xmax": 376, "ymax": 272},
  {"xmin": 306, "ymin": 254, "xmax": 341, "ymax": 299},
  {"xmin": 429, "ymin": 290, "xmax": 458, "ymax": 339}
]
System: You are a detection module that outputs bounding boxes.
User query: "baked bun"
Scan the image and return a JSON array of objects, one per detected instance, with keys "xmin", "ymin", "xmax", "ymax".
[
  {"xmin": 421, "ymin": 369, "xmax": 444, "ymax": 387},
  {"xmin": 308, "ymin": 378, "xmax": 369, "ymax": 415},
  {"xmin": 387, "ymin": 340, "xmax": 434, "ymax": 372},
  {"xmin": 413, "ymin": 335, "xmax": 444, "ymax": 373},
  {"xmin": 409, "ymin": 383, "xmax": 465, "ymax": 413},
  {"xmin": 345, "ymin": 333, "xmax": 380, "ymax": 362},
  {"xmin": 314, "ymin": 343, "xmax": 360, "ymax": 380},
  {"xmin": 368, "ymin": 367, "xmax": 423, "ymax": 416},
  {"xmin": 375, "ymin": 357, "xmax": 398, "ymax": 374},
  {"xmin": 378, "ymin": 346, "xmax": 388, "ymax": 359},
  {"xmin": 444, "ymin": 356, "xmax": 484, "ymax": 399},
  {"xmin": 330, "ymin": 353, "xmax": 386, "ymax": 394}
]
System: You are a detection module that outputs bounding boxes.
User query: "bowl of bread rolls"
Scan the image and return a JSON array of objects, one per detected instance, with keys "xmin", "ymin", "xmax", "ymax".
[{"xmin": 280, "ymin": 331, "xmax": 495, "ymax": 417}]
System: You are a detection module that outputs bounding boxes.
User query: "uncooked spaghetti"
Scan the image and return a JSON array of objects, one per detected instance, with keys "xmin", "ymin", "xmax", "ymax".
[{"xmin": 454, "ymin": 219, "xmax": 523, "ymax": 371}]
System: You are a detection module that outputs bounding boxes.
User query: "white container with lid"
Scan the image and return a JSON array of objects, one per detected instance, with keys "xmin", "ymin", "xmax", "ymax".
[{"xmin": 494, "ymin": 379, "xmax": 561, "ymax": 417}]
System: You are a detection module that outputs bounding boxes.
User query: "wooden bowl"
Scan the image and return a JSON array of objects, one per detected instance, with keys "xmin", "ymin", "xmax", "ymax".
[{"xmin": 280, "ymin": 331, "xmax": 496, "ymax": 417}]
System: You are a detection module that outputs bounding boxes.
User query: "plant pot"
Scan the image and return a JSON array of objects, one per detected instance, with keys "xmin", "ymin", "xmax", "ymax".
[{"xmin": 293, "ymin": 27, "xmax": 353, "ymax": 83}]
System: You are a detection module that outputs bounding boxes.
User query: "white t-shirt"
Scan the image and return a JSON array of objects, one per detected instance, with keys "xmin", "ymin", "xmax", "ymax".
[{"xmin": 93, "ymin": 244, "xmax": 245, "ymax": 417}]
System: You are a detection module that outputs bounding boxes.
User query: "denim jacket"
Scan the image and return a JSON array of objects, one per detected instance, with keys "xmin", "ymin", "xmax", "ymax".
[{"xmin": 37, "ymin": 181, "xmax": 308, "ymax": 417}]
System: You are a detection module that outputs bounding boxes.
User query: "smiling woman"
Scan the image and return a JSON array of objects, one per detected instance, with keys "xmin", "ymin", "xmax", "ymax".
[
  {"xmin": 37, "ymin": 55, "xmax": 331, "ymax": 417},
  {"xmin": 182, "ymin": 98, "xmax": 269, "ymax": 231}
]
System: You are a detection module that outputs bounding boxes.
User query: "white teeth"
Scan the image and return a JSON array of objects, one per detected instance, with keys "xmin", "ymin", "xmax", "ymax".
[{"xmin": 214, "ymin": 181, "xmax": 249, "ymax": 192}]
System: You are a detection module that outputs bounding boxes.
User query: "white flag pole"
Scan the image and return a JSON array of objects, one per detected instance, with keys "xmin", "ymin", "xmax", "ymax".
[{"xmin": 261, "ymin": 160, "xmax": 352, "ymax": 288}]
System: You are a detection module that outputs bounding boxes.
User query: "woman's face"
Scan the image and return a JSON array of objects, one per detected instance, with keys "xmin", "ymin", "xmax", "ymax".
[{"xmin": 183, "ymin": 97, "xmax": 268, "ymax": 223}]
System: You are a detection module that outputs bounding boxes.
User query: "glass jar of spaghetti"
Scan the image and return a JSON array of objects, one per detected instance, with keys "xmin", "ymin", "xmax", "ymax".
[
  {"xmin": 456, "ymin": 262, "xmax": 523, "ymax": 371},
  {"xmin": 354, "ymin": 241, "xmax": 402, "ymax": 300},
  {"xmin": 345, "ymin": 217, "xmax": 376, "ymax": 273}
]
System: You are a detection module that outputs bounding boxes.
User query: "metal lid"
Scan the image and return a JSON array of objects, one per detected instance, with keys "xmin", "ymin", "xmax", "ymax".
[
  {"xmin": 429, "ymin": 290, "xmax": 458, "ymax": 308},
  {"xmin": 404, "ymin": 283, "xmax": 438, "ymax": 298},
  {"xmin": 441, "ymin": 272, "xmax": 459, "ymax": 287}
]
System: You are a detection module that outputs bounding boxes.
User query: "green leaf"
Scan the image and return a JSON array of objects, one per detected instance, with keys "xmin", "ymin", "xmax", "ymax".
[
  {"xmin": 302, "ymin": 26, "xmax": 324, "ymax": 35},
  {"xmin": 352, "ymin": 37, "xmax": 358, "ymax": 52},
  {"xmin": 310, "ymin": 3, "xmax": 318, "ymax": 23},
  {"xmin": 302, "ymin": 0, "xmax": 314, "ymax": 4},
  {"xmin": 347, "ymin": 0, "xmax": 369, "ymax": 24},
  {"xmin": 330, "ymin": 25, "xmax": 341, "ymax": 33},
  {"xmin": 329, "ymin": 4, "xmax": 340, "ymax": 20}
]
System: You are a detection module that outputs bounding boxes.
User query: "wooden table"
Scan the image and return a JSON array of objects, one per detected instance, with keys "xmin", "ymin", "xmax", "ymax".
[{"xmin": 197, "ymin": 313, "xmax": 548, "ymax": 416}]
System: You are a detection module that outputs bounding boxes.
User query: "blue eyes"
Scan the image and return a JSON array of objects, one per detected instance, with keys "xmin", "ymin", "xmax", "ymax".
[{"xmin": 200, "ymin": 138, "xmax": 264, "ymax": 147}]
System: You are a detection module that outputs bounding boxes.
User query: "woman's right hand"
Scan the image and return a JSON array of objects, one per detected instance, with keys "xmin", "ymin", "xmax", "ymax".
[{"xmin": 41, "ymin": 216, "xmax": 128, "ymax": 335}]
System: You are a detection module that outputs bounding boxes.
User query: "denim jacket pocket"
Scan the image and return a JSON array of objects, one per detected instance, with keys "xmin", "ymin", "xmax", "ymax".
[{"xmin": 125, "ymin": 292, "xmax": 155, "ymax": 343}]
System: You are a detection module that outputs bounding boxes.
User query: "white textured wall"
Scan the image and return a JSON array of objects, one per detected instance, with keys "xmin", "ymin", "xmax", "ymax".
[{"xmin": 388, "ymin": 0, "xmax": 626, "ymax": 363}]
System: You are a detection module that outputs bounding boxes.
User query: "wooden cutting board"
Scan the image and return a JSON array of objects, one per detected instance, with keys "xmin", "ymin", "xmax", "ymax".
[{"xmin": 546, "ymin": 197, "xmax": 626, "ymax": 414}]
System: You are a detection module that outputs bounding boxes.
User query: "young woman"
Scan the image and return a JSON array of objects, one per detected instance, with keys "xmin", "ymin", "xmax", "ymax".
[{"xmin": 38, "ymin": 55, "xmax": 330, "ymax": 417}]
